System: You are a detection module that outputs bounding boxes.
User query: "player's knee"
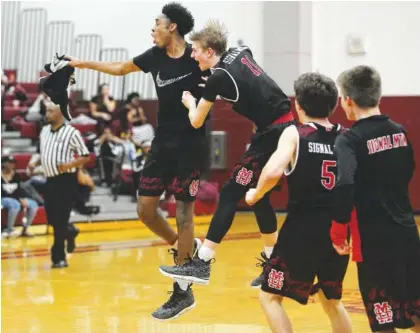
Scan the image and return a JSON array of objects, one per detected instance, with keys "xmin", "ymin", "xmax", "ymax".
[
  {"xmin": 259, "ymin": 290, "xmax": 282, "ymax": 306},
  {"xmin": 137, "ymin": 201, "xmax": 156, "ymax": 223},
  {"xmin": 219, "ymin": 182, "xmax": 244, "ymax": 204},
  {"xmin": 321, "ymin": 298, "xmax": 342, "ymax": 316}
]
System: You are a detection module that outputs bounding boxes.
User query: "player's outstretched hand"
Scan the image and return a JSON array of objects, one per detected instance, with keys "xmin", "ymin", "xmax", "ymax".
[
  {"xmin": 182, "ymin": 91, "xmax": 196, "ymax": 109},
  {"xmin": 332, "ymin": 240, "xmax": 351, "ymax": 256},
  {"xmin": 198, "ymin": 76, "xmax": 208, "ymax": 88},
  {"xmin": 65, "ymin": 55, "xmax": 84, "ymax": 68},
  {"xmin": 245, "ymin": 188, "xmax": 262, "ymax": 206}
]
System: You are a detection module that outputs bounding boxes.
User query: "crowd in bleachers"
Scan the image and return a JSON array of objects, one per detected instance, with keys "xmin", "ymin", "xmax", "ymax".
[{"xmin": 1, "ymin": 68, "xmax": 155, "ymax": 236}]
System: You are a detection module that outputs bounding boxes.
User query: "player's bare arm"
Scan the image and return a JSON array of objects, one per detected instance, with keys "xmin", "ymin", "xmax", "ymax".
[
  {"xmin": 182, "ymin": 92, "xmax": 213, "ymax": 129},
  {"xmin": 66, "ymin": 56, "xmax": 141, "ymax": 76},
  {"xmin": 246, "ymin": 125, "xmax": 298, "ymax": 206}
]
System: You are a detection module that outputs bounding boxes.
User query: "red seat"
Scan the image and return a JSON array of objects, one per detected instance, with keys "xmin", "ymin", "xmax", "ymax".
[
  {"xmin": 20, "ymin": 122, "xmax": 39, "ymax": 139},
  {"xmin": 72, "ymin": 123, "xmax": 96, "ymax": 134},
  {"xmin": 3, "ymin": 106, "xmax": 26, "ymax": 120},
  {"xmin": 71, "ymin": 107, "xmax": 89, "ymax": 117},
  {"xmin": 19, "ymin": 83, "xmax": 39, "ymax": 94},
  {"xmin": 12, "ymin": 153, "xmax": 32, "ymax": 170}
]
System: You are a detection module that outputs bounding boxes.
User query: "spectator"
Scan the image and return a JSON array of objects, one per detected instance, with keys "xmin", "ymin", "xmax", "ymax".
[
  {"xmin": 4, "ymin": 72, "xmax": 28, "ymax": 107},
  {"xmin": 1, "ymin": 156, "xmax": 38, "ymax": 238},
  {"xmin": 97, "ymin": 127, "xmax": 125, "ymax": 186},
  {"xmin": 89, "ymin": 83, "xmax": 116, "ymax": 133},
  {"xmin": 120, "ymin": 92, "xmax": 146, "ymax": 132}
]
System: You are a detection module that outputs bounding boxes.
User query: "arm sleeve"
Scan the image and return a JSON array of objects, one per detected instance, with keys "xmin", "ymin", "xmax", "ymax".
[
  {"xmin": 132, "ymin": 47, "xmax": 157, "ymax": 73},
  {"xmin": 70, "ymin": 129, "xmax": 90, "ymax": 156},
  {"xmin": 201, "ymin": 72, "xmax": 225, "ymax": 102},
  {"xmin": 333, "ymin": 132, "xmax": 358, "ymax": 223}
]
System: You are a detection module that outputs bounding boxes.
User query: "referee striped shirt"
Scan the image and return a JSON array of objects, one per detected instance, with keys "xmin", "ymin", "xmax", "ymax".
[{"xmin": 40, "ymin": 124, "xmax": 89, "ymax": 178}]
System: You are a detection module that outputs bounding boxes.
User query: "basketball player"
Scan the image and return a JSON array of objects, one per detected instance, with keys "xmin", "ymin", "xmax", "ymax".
[
  {"xmin": 243, "ymin": 72, "xmax": 352, "ymax": 333},
  {"xmin": 68, "ymin": 2, "xmax": 208, "ymax": 320},
  {"xmin": 331, "ymin": 65, "xmax": 420, "ymax": 333},
  {"xmin": 159, "ymin": 20, "xmax": 295, "ymax": 287}
]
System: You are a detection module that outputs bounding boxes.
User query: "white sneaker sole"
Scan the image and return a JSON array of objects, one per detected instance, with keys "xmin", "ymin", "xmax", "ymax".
[
  {"xmin": 159, "ymin": 268, "xmax": 210, "ymax": 285},
  {"xmin": 152, "ymin": 302, "xmax": 196, "ymax": 321}
]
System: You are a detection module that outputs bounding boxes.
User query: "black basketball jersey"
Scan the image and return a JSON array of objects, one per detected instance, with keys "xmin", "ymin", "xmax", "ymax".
[
  {"xmin": 333, "ymin": 114, "xmax": 417, "ymax": 260},
  {"xmin": 202, "ymin": 46, "xmax": 291, "ymax": 129},
  {"xmin": 133, "ymin": 44, "xmax": 210, "ymax": 146},
  {"xmin": 286, "ymin": 123, "xmax": 346, "ymax": 214}
]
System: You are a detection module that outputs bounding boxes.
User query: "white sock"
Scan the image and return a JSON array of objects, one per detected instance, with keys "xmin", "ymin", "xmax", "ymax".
[
  {"xmin": 175, "ymin": 279, "xmax": 190, "ymax": 291},
  {"xmin": 264, "ymin": 246, "xmax": 273, "ymax": 258},
  {"xmin": 198, "ymin": 246, "xmax": 215, "ymax": 262}
]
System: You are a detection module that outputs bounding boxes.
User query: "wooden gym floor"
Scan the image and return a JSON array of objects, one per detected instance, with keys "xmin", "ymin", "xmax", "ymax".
[{"xmin": 2, "ymin": 213, "xmax": 419, "ymax": 333}]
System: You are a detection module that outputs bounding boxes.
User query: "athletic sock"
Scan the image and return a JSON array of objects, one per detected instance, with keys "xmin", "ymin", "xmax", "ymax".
[{"xmin": 198, "ymin": 246, "xmax": 215, "ymax": 262}]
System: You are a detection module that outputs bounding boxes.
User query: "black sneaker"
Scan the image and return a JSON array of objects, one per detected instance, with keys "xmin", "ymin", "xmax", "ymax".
[
  {"xmin": 168, "ymin": 238, "xmax": 202, "ymax": 264},
  {"xmin": 250, "ymin": 252, "xmax": 269, "ymax": 288},
  {"xmin": 67, "ymin": 225, "xmax": 80, "ymax": 254},
  {"xmin": 51, "ymin": 260, "xmax": 68, "ymax": 269},
  {"xmin": 151, "ymin": 282, "xmax": 196, "ymax": 321},
  {"xmin": 159, "ymin": 257, "xmax": 212, "ymax": 285}
]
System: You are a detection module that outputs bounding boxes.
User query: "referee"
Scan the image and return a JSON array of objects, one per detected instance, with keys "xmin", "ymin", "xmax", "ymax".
[{"xmin": 31, "ymin": 101, "xmax": 90, "ymax": 268}]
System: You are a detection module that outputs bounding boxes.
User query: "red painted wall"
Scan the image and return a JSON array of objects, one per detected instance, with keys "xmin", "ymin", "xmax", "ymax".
[{"xmin": 141, "ymin": 97, "xmax": 420, "ymax": 211}]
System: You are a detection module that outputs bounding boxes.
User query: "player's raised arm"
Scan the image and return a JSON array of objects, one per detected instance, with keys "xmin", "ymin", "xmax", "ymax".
[
  {"xmin": 67, "ymin": 56, "xmax": 141, "ymax": 76},
  {"xmin": 246, "ymin": 125, "xmax": 298, "ymax": 205}
]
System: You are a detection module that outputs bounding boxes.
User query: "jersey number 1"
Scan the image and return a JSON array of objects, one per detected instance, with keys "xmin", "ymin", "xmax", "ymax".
[
  {"xmin": 241, "ymin": 55, "xmax": 263, "ymax": 76},
  {"xmin": 321, "ymin": 160, "xmax": 337, "ymax": 190}
]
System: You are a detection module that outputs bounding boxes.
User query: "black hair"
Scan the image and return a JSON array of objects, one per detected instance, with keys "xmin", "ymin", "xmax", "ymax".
[
  {"xmin": 126, "ymin": 92, "xmax": 140, "ymax": 104},
  {"xmin": 337, "ymin": 65, "xmax": 382, "ymax": 108},
  {"xmin": 162, "ymin": 2, "xmax": 194, "ymax": 37},
  {"xmin": 294, "ymin": 72, "xmax": 338, "ymax": 118}
]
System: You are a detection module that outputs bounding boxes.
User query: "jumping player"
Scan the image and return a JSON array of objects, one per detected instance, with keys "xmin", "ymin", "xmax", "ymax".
[
  {"xmin": 331, "ymin": 65, "xmax": 420, "ymax": 333},
  {"xmin": 159, "ymin": 20, "xmax": 295, "ymax": 287},
  {"xmin": 68, "ymin": 2, "xmax": 208, "ymax": 320}
]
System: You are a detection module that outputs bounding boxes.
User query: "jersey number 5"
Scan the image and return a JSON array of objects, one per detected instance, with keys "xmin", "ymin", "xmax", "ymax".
[{"xmin": 321, "ymin": 160, "xmax": 337, "ymax": 190}]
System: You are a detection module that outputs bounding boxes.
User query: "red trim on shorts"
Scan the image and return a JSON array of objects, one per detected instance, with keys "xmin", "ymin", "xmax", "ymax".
[
  {"xmin": 272, "ymin": 112, "xmax": 294, "ymax": 124},
  {"xmin": 350, "ymin": 208, "xmax": 363, "ymax": 262}
]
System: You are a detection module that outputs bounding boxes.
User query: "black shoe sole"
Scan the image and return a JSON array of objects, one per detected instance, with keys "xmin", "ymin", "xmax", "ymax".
[
  {"xmin": 159, "ymin": 268, "xmax": 209, "ymax": 285},
  {"xmin": 51, "ymin": 262, "xmax": 68, "ymax": 269}
]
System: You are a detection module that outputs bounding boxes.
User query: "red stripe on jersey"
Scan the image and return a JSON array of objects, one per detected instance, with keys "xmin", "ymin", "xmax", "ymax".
[{"xmin": 350, "ymin": 209, "xmax": 363, "ymax": 262}]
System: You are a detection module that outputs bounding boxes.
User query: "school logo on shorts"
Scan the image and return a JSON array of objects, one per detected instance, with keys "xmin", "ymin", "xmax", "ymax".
[
  {"xmin": 268, "ymin": 269, "xmax": 284, "ymax": 290},
  {"xmin": 374, "ymin": 302, "xmax": 393, "ymax": 324},
  {"xmin": 189, "ymin": 180, "xmax": 200, "ymax": 196},
  {"xmin": 236, "ymin": 167, "xmax": 253, "ymax": 186}
]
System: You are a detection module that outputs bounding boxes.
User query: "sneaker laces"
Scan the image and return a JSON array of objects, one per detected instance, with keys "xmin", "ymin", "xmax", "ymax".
[
  {"xmin": 255, "ymin": 252, "xmax": 269, "ymax": 269},
  {"xmin": 162, "ymin": 286, "xmax": 185, "ymax": 309},
  {"xmin": 168, "ymin": 248, "xmax": 178, "ymax": 264}
]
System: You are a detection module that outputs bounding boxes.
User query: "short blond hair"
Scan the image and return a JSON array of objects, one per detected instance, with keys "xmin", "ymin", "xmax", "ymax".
[{"xmin": 190, "ymin": 20, "xmax": 228, "ymax": 55}]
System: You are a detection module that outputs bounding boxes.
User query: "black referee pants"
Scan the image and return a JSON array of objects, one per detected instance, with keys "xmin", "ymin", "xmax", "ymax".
[{"xmin": 45, "ymin": 173, "xmax": 78, "ymax": 263}]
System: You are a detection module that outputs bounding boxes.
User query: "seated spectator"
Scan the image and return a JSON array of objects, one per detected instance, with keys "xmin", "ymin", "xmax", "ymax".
[
  {"xmin": 97, "ymin": 127, "xmax": 125, "ymax": 186},
  {"xmin": 89, "ymin": 83, "xmax": 116, "ymax": 133},
  {"xmin": 1, "ymin": 156, "xmax": 38, "ymax": 238},
  {"xmin": 4, "ymin": 72, "xmax": 28, "ymax": 107},
  {"xmin": 120, "ymin": 92, "xmax": 146, "ymax": 132}
]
